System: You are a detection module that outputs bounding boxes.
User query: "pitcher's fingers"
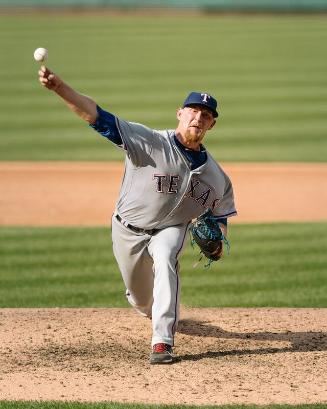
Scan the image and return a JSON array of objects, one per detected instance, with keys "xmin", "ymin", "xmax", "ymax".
[
  {"xmin": 39, "ymin": 76, "xmax": 49, "ymax": 85},
  {"xmin": 40, "ymin": 65, "xmax": 52, "ymax": 78},
  {"xmin": 39, "ymin": 67, "xmax": 50, "ymax": 78}
]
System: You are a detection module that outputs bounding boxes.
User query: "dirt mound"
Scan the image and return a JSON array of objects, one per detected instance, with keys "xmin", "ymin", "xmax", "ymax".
[{"xmin": 1, "ymin": 308, "xmax": 326, "ymax": 405}]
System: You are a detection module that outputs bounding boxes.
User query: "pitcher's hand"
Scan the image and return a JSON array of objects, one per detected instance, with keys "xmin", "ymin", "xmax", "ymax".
[{"xmin": 38, "ymin": 65, "xmax": 62, "ymax": 91}]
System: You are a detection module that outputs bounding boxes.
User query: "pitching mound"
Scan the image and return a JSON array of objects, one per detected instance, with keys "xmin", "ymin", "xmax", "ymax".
[{"xmin": 1, "ymin": 308, "xmax": 326, "ymax": 405}]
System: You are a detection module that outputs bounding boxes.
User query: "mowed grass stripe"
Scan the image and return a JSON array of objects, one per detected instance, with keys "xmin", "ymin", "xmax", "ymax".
[
  {"xmin": 1, "ymin": 128, "xmax": 325, "ymax": 162},
  {"xmin": 0, "ymin": 222, "xmax": 326, "ymax": 308},
  {"xmin": 0, "ymin": 14, "xmax": 326, "ymax": 161},
  {"xmin": 2, "ymin": 90, "xmax": 327, "ymax": 117}
]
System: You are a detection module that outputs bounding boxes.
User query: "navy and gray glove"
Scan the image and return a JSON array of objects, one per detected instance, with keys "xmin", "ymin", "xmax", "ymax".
[{"xmin": 190, "ymin": 208, "xmax": 229, "ymax": 262}]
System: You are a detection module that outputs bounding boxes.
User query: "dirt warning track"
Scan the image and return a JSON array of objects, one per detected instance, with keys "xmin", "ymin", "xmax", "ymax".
[{"xmin": 0, "ymin": 162, "xmax": 326, "ymax": 226}]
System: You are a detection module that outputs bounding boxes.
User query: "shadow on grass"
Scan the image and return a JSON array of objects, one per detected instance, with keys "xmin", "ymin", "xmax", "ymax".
[{"xmin": 176, "ymin": 319, "xmax": 327, "ymax": 362}]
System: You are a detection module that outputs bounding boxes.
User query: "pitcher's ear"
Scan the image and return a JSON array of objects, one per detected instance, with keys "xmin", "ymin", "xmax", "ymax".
[
  {"xmin": 209, "ymin": 119, "xmax": 216, "ymax": 130},
  {"xmin": 176, "ymin": 107, "xmax": 183, "ymax": 120}
]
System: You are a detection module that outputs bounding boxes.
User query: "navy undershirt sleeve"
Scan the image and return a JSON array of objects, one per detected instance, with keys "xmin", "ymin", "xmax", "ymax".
[{"xmin": 89, "ymin": 105, "xmax": 122, "ymax": 146}]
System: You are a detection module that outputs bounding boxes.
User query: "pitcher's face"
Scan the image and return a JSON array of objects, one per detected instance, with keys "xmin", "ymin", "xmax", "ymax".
[{"xmin": 176, "ymin": 105, "xmax": 216, "ymax": 144}]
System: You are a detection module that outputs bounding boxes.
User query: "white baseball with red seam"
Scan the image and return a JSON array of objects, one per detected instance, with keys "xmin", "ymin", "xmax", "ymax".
[{"xmin": 33, "ymin": 47, "xmax": 48, "ymax": 62}]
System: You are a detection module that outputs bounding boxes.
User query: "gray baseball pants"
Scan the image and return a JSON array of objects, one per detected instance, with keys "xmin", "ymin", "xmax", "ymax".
[{"xmin": 111, "ymin": 214, "xmax": 189, "ymax": 347}]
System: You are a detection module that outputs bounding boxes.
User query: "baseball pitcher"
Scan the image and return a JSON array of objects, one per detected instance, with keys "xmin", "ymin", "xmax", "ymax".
[{"xmin": 38, "ymin": 66, "xmax": 237, "ymax": 364}]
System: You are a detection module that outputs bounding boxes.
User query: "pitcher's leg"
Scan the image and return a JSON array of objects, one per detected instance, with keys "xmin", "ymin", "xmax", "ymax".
[
  {"xmin": 111, "ymin": 215, "xmax": 153, "ymax": 317},
  {"xmin": 147, "ymin": 224, "xmax": 189, "ymax": 346}
]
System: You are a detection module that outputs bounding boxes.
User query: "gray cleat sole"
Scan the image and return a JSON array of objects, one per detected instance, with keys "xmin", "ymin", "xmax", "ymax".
[{"xmin": 150, "ymin": 352, "xmax": 174, "ymax": 364}]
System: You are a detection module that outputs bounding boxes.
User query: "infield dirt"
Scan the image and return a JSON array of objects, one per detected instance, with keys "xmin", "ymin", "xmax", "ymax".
[{"xmin": 0, "ymin": 162, "xmax": 326, "ymax": 226}]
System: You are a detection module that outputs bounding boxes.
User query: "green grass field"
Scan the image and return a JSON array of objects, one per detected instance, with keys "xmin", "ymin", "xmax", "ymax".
[
  {"xmin": 0, "ymin": 14, "xmax": 327, "ymax": 162},
  {"xmin": 1, "ymin": 222, "xmax": 326, "ymax": 308}
]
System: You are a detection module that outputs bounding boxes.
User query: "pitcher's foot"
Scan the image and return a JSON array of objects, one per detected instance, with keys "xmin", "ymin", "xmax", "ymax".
[{"xmin": 150, "ymin": 343, "xmax": 174, "ymax": 364}]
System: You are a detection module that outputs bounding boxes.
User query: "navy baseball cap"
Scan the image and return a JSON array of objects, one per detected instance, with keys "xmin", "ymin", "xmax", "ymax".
[{"xmin": 183, "ymin": 91, "xmax": 219, "ymax": 118}]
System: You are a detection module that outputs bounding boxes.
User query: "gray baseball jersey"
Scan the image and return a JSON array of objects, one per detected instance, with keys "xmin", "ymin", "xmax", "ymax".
[
  {"xmin": 93, "ymin": 112, "xmax": 237, "ymax": 348},
  {"xmin": 115, "ymin": 118, "xmax": 237, "ymax": 229}
]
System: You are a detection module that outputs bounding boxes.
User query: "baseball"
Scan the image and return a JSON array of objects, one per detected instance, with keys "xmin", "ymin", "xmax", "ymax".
[{"xmin": 33, "ymin": 47, "xmax": 48, "ymax": 62}]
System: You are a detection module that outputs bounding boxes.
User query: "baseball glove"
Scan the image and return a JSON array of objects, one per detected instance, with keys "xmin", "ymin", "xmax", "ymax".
[{"xmin": 190, "ymin": 208, "xmax": 229, "ymax": 265}]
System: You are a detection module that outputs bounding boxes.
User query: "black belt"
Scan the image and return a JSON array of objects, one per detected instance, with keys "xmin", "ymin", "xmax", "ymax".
[{"xmin": 115, "ymin": 214, "xmax": 158, "ymax": 235}]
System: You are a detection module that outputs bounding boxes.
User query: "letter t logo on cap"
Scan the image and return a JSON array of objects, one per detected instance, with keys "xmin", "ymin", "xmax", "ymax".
[{"xmin": 201, "ymin": 93, "xmax": 210, "ymax": 102}]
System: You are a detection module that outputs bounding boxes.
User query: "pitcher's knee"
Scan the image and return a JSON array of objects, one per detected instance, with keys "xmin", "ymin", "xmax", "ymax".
[{"xmin": 125, "ymin": 290, "xmax": 152, "ymax": 318}]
